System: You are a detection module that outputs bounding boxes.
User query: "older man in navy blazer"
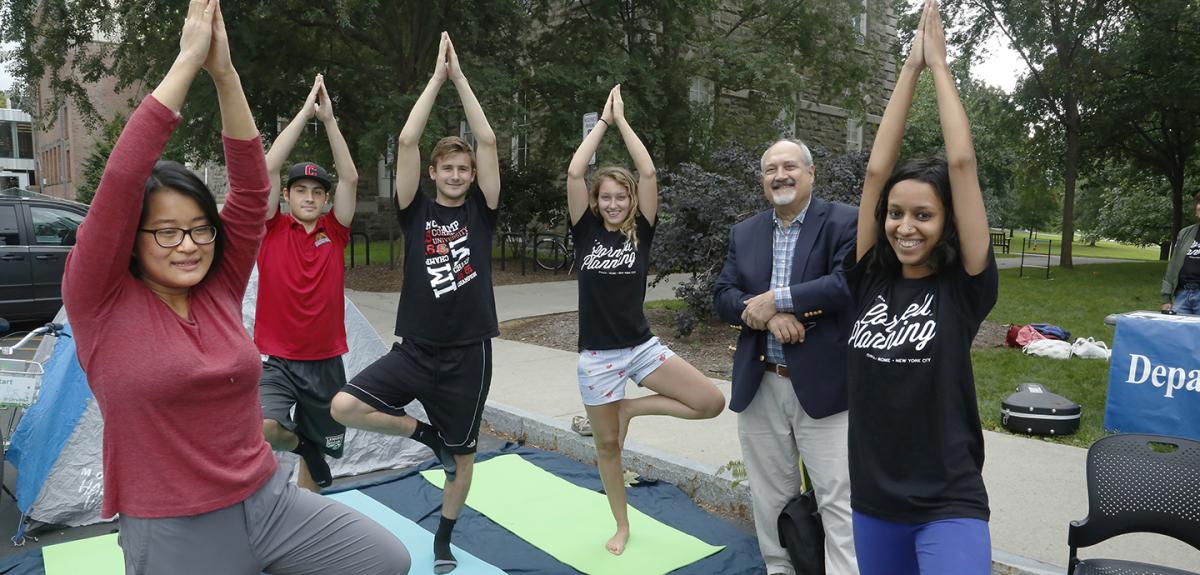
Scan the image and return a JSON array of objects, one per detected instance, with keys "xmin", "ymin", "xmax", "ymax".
[{"xmin": 714, "ymin": 139, "xmax": 859, "ymax": 575}]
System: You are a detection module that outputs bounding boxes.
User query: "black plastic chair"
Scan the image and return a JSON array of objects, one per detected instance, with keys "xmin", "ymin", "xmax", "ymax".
[{"xmin": 1067, "ymin": 434, "xmax": 1200, "ymax": 575}]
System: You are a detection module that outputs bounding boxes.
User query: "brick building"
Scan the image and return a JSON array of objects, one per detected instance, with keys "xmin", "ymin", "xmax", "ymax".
[{"xmin": 31, "ymin": 54, "xmax": 138, "ymax": 201}]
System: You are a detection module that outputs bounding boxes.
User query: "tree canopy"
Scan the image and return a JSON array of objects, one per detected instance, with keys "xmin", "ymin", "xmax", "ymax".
[{"xmin": 2, "ymin": 0, "xmax": 886, "ymax": 176}]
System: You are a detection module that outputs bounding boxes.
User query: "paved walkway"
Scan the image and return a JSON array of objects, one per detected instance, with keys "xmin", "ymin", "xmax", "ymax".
[{"xmin": 346, "ymin": 264, "xmax": 1198, "ymax": 572}]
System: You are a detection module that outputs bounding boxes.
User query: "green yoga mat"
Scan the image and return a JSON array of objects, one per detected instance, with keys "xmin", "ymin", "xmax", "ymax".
[
  {"xmin": 43, "ymin": 532, "xmax": 124, "ymax": 575},
  {"xmin": 422, "ymin": 454, "xmax": 724, "ymax": 575}
]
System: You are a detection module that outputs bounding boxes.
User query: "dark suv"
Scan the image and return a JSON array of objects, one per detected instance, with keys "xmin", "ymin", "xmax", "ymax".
[{"xmin": 0, "ymin": 188, "xmax": 88, "ymax": 323}]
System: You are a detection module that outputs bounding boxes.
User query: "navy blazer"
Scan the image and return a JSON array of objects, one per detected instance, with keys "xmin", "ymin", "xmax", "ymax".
[{"xmin": 713, "ymin": 197, "xmax": 858, "ymax": 418}]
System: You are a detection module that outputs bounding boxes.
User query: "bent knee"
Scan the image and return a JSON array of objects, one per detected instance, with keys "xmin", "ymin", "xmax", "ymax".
[
  {"xmin": 330, "ymin": 392, "xmax": 369, "ymax": 424},
  {"xmin": 361, "ymin": 528, "xmax": 412, "ymax": 575},
  {"xmin": 700, "ymin": 392, "xmax": 726, "ymax": 419},
  {"xmin": 262, "ymin": 418, "xmax": 286, "ymax": 440}
]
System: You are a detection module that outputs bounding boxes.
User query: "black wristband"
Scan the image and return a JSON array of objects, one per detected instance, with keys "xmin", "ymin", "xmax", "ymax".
[{"xmin": 597, "ymin": 118, "xmax": 608, "ymax": 126}]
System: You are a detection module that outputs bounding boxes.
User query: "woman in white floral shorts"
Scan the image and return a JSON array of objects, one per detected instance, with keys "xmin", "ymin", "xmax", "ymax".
[{"xmin": 564, "ymin": 85, "xmax": 726, "ymax": 557}]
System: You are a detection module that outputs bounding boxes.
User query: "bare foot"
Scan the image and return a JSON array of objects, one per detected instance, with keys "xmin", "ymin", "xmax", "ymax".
[
  {"xmin": 617, "ymin": 401, "xmax": 632, "ymax": 450},
  {"xmin": 606, "ymin": 525, "xmax": 630, "ymax": 555}
]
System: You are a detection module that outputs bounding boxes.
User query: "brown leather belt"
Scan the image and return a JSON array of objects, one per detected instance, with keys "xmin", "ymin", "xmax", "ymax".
[{"xmin": 764, "ymin": 362, "xmax": 790, "ymax": 378}]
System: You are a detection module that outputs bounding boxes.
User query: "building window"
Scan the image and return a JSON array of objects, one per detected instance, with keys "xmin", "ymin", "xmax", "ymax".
[
  {"xmin": 510, "ymin": 91, "xmax": 530, "ymax": 167},
  {"xmin": 852, "ymin": 0, "xmax": 868, "ymax": 46},
  {"xmin": 511, "ymin": 132, "xmax": 528, "ymax": 167},
  {"xmin": 0, "ymin": 121, "xmax": 13, "ymax": 159},
  {"xmin": 846, "ymin": 118, "xmax": 864, "ymax": 152},
  {"xmin": 16, "ymin": 123, "xmax": 32, "ymax": 160},
  {"xmin": 459, "ymin": 120, "xmax": 477, "ymax": 151},
  {"xmin": 689, "ymin": 77, "xmax": 714, "ymax": 108}
]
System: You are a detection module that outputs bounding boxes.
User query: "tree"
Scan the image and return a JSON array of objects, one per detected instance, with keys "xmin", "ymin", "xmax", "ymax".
[
  {"xmin": 0, "ymin": 90, "xmax": 7, "ymax": 108},
  {"xmin": 947, "ymin": 0, "xmax": 1127, "ymax": 268},
  {"xmin": 652, "ymin": 145, "xmax": 765, "ymax": 335},
  {"xmin": 496, "ymin": 162, "xmax": 562, "ymax": 236},
  {"xmin": 74, "ymin": 114, "xmax": 124, "ymax": 204},
  {"xmin": 1076, "ymin": 159, "xmax": 1174, "ymax": 249},
  {"xmin": 1, "ymin": 0, "xmax": 530, "ymax": 165},
  {"xmin": 901, "ymin": 71, "xmax": 1025, "ymax": 228},
  {"xmin": 1009, "ymin": 162, "xmax": 1061, "ymax": 233},
  {"xmin": 1085, "ymin": 0, "xmax": 1200, "ymax": 257},
  {"xmin": 524, "ymin": 0, "xmax": 884, "ymax": 173},
  {"xmin": 4, "ymin": 81, "xmax": 32, "ymax": 113}
]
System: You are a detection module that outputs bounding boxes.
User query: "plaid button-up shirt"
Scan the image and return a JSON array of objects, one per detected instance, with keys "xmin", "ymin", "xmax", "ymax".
[{"xmin": 766, "ymin": 202, "xmax": 809, "ymax": 365}]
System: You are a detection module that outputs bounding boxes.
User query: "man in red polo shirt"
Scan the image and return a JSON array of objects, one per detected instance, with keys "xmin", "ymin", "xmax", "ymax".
[{"xmin": 256, "ymin": 75, "xmax": 357, "ymax": 491}]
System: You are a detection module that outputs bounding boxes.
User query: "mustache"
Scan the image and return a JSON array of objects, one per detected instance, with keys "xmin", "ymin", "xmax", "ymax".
[{"xmin": 771, "ymin": 178, "xmax": 796, "ymax": 190}]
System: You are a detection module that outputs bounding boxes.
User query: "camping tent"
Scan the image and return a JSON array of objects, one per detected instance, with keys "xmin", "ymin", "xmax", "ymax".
[{"xmin": 7, "ymin": 270, "xmax": 428, "ymax": 530}]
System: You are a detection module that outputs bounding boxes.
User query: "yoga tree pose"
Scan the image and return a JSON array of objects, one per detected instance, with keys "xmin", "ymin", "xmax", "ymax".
[
  {"xmin": 62, "ymin": 2, "xmax": 409, "ymax": 572},
  {"xmin": 566, "ymin": 84, "xmax": 725, "ymax": 556}
]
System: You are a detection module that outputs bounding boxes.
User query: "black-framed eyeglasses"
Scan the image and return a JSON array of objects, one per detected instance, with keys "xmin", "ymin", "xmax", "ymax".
[{"xmin": 138, "ymin": 225, "xmax": 218, "ymax": 248}]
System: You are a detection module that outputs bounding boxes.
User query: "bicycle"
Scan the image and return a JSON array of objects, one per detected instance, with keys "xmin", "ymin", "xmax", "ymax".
[
  {"xmin": 0, "ymin": 319, "xmax": 67, "ymax": 501},
  {"xmin": 534, "ymin": 232, "xmax": 574, "ymax": 273}
]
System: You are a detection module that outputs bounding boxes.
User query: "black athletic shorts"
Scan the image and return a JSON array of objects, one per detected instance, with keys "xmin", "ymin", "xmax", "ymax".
[
  {"xmin": 343, "ymin": 339, "xmax": 492, "ymax": 455},
  {"xmin": 260, "ymin": 355, "xmax": 347, "ymax": 458}
]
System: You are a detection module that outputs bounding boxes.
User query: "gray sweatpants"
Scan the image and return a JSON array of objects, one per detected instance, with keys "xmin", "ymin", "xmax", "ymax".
[{"xmin": 117, "ymin": 466, "xmax": 410, "ymax": 575}]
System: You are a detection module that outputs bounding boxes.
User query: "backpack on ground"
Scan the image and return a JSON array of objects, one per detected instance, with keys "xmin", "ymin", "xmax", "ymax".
[{"xmin": 777, "ymin": 462, "xmax": 825, "ymax": 575}]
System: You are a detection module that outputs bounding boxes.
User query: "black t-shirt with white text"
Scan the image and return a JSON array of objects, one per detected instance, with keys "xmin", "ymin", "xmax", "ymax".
[
  {"xmin": 571, "ymin": 209, "xmax": 655, "ymax": 350},
  {"xmin": 394, "ymin": 186, "xmax": 498, "ymax": 346},
  {"xmin": 1178, "ymin": 239, "xmax": 1200, "ymax": 284},
  {"xmin": 844, "ymin": 248, "xmax": 998, "ymax": 524}
]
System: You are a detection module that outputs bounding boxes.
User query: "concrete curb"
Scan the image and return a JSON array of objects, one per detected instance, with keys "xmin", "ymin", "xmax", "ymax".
[{"xmin": 482, "ymin": 400, "xmax": 1066, "ymax": 575}]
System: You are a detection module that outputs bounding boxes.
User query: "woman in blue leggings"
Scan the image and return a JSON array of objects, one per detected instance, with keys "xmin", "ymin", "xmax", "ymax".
[{"xmin": 844, "ymin": 1, "xmax": 995, "ymax": 573}]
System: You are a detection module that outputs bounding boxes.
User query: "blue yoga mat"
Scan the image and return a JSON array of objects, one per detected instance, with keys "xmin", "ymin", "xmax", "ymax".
[{"xmin": 329, "ymin": 490, "xmax": 505, "ymax": 575}]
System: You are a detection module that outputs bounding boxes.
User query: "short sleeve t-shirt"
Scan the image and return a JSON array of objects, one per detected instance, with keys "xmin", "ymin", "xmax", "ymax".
[
  {"xmin": 844, "ymin": 248, "xmax": 999, "ymax": 524},
  {"xmin": 571, "ymin": 209, "xmax": 655, "ymax": 350},
  {"xmin": 394, "ymin": 186, "xmax": 499, "ymax": 346},
  {"xmin": 1178, "ymin": 239, "xmax": 1200, "ymax": 284},
  {"xmin": 254, "ymin": 211, "xmax": 350, "ymax": 360}
]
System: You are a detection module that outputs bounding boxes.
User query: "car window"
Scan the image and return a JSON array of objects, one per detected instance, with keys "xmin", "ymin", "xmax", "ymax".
[
  {"xmin": 0, "ymin": 205, "xmax": 19, "ymax": 246},
  {"xmin": 30, "ymin": 205, "xmax": 85, "ymax": 246}
]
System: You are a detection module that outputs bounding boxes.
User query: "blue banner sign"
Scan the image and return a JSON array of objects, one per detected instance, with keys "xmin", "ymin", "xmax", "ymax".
[{"xmin": 1106, "ymin": 315, "xmax": 1200, "ymax": 440}]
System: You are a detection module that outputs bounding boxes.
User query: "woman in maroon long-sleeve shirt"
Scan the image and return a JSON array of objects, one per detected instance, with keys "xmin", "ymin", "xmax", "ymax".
[{"xmin": 61, "ymin": 2, "xmax": 409, "ymax": 573}]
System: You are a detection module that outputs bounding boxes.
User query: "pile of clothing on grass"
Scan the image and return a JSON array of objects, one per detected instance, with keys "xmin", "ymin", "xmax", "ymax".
[{"xmin": 1004, "ymin": 323, "xmax": 1111, "ymax": 360}]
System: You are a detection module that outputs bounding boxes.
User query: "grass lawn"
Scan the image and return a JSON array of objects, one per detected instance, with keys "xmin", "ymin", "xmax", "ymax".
[
  {"xmin": 976, "ymin": 261, "xmax": 1167, "ymax": 447},
  {"xmin": 345, "ymin": 238, "xmax": 403, "ymax": 267},
  {"xmin": 994, "ymin": 229, "xmax": 1161, "ymax": 261},
  {"xmin": 645, "ymin": 299, "xmax": 688, "ymax": 311}
]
